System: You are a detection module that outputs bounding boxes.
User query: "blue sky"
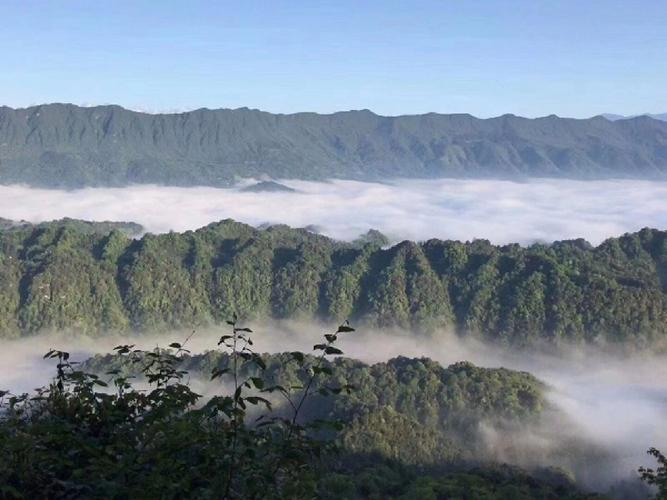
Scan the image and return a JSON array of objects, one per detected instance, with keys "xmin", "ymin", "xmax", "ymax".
[{"xmin": 1, "ymin": 0, "xmax": 665, "ymax": 117}]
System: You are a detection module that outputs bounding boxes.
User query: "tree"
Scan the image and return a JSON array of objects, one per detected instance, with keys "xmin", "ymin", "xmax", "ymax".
[
  {"xmin": 640, "ymin": 448, "xmax": 667, "ymax": 499},
  {"xmin": 0, "ymin": 321, "xmax": 355, "ymax": 499}
]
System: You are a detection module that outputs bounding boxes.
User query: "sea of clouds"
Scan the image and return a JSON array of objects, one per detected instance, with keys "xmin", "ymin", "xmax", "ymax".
[
  {"xmin": 1, "ymin": 177, "xmax": 667, "ymax": 495},
  {"xmin": 1, "ymin": 177, "xmax": 667, "ymax": 245}
]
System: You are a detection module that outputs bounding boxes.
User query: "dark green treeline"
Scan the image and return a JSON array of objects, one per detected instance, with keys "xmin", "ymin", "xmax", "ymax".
[{"xmin": 1, "ymin": 219, "xmax": 666, "ymax": 345}]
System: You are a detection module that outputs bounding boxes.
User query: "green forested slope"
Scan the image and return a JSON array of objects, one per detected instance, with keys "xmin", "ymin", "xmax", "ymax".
[
  {"xmin": 1, "ymin": 331, "xmax": 601, "ymax": 499},
  {"xmin": 84, "ymin": 351, "xmax": 545, "ymax": 467},
  {"xmin": 1, "ymin": 218, "xmax": 667, "ymax": 345},
  {"xmin": 1, "ymin": 104, "xmax": 667, "ymax": 187}
]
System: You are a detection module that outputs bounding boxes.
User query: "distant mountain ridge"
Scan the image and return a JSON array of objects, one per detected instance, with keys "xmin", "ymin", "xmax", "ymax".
[
  {"xmin": 0, "ymin": 216, "xmax": 143, "ymax": 236},
  {"xmin": 602, "ymin": 112, "xmax": 667, "ymax": 122},
  {"xmin": 1, "ymin": 103, "xmax": 667, "ymax": 187}
]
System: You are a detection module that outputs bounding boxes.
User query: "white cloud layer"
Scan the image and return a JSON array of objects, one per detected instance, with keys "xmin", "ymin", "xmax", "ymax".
[
  {"xmin": 2, "ymin": 178, "xmax": 666, "ymax": 493},
  {"xmin": 1, "ymin": 177, "xmax": 667, "ymax": 244}
]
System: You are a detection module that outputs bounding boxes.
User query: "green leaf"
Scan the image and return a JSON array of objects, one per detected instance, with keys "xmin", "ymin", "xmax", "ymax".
[
  {"xmin": 217, "ymin": 335, "xmax": 233, "ymax": 345},
  {"xmin": 337, "ymin": 324, "xmax": 355, "ymax": 333},
  {"xmin": 245, "ymin": 396, "xmax": 272, "ymax": 409},
  {"xmin": 255, "ymin": 357, "xmax": 266, "ymax": 370},
  {"xmin": 250, "ymin": 377, "xmax": 264, "ymax": 390},
  {"xmin": 262, "ymin": 384, "xmax": 286, "ymax": 394},
  {"xmin": 211, "ymin": 367, "xmax": 230, "ymax": 380}
]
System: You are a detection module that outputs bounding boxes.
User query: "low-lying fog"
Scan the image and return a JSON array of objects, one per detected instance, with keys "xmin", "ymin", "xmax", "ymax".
[
  {"xmin": 1, "ymin": 177, "xmax": 666, "ymax": 495},
  {"xmin": 1, "ymin": 177, "xmax": 667, "ymax": 244},
  {"xmin": 1, "ymin": 324, "xmax": 665, "ymax": 495}
]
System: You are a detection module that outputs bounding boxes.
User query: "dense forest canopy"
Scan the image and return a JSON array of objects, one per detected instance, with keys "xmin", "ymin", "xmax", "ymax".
[
  {"xmin": 83, "ymin": 351, "xmax": 546, "ymax": 467},
  {"xmin": 0, "ymin": 321, "xmax": 605, "ymax": 499},
  {"xmin": 1, "ymin": 218, "xmax": 667, "ymax": 346},
  {"xmin": 1, "ymin": 104, "xmax": 667, "ymax": 187},
  {"xmin": 0, "ymin": 217, "xmax": 143, "ymax": 236}
]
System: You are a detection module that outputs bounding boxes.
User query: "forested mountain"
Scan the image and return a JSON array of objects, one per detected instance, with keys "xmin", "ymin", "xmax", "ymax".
[
  {"xmin": 2, "ymin": 218, "xmax": 667, "ymax": 345},
  {"xmin": 83, "ymin": 349, "xmax": 594, "ymax": 499},
  {"xmin": 84, "ymin": 352, "xmax": 546, "ymax": 467},
  {"xmin": 1, "ymin": 104, "xmax": 667, "ymax": 187},
  {"xmin": 0, "ymin": 217, "xmax": 143, "ymax": 236},
  {"xmin": 1, "ymin": 327, "xmax": 602, "ymax": 499}
]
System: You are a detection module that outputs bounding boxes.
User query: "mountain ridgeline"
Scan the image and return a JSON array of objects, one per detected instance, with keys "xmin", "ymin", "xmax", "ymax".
[
  {"xmin": 1, "ymin": 219, "xmax": 667, "ymax": 345},
  {"xmin": 1, "ymin": 104, "xmax": 667, "ymax": 187},
  {"xmin": 83, "ymin": 351, "xmax": 546, "ymax": 468}
]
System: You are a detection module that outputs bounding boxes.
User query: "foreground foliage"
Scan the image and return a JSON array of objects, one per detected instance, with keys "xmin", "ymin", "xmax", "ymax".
[
  {"xmin": 85, "ymin": 351, "xmax": 545, "ymax": 467},
  {"xmin": 0, "ymin": 322, "xmax": 604, "ymax": 499},
  {"xmin": 318, "ymin": 463, "xmax": 605, "ymax": 500},
  {"xmin": 0, "ymin": 322, "xmax": 354, "ymax": 498},
  {"xmin": 640, "ymin": 448, "xmax": 667, "ymax": 499}
]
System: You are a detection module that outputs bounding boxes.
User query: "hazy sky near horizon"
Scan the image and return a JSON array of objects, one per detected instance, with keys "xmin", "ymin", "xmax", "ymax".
[{"xmin": 0, "ymin": 0, "xmax": 665, "ymax": 118}]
